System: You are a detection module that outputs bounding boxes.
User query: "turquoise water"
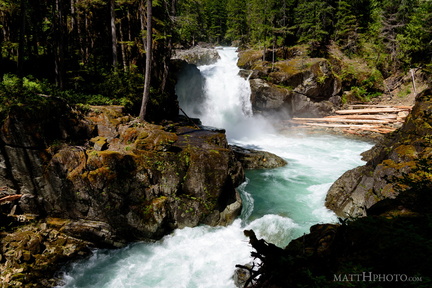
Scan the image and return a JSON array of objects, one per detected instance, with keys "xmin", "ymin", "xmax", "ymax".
[
  {"xmin": 234, "ymin": 132, "xmax": 372, "ymax": 247},
  {"xmin": 58, "ymin": 132, "xmax": 372, "ymax": 288},
  {"xmin": 57, "ymin": 47, "xmax": 373, "ymax": 288}
]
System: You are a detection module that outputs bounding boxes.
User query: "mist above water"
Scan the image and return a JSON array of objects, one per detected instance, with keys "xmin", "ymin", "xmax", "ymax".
[{"xmin": 176, "ymin": 47, "xmax": 274, "ymax": 141}]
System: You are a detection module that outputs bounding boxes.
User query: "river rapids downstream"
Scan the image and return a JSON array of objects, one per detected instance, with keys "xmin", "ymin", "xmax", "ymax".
[{"xmin": 58, "ymin": 47, "xmax": 372, "ymax": 288}]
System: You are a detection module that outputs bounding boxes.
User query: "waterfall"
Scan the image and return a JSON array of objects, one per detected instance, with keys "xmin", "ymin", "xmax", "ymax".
[
  {"xmin": 58, "ymin": 48, "xmax": 373, "ymax": 288},
  {"xmin": 177, "ymin": 47, "xmax": 272, "ymax": 141}
]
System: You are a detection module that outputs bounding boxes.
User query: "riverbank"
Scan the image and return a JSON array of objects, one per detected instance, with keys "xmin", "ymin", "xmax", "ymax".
[{"xmin": 238, "ymin": 87, "xmax": 432, "ymax": 288}]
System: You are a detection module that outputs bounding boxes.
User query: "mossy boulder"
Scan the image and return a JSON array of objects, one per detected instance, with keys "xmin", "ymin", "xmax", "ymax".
[
  {"xmin": 0, "ymin": 102, "xmax": 244, "ymax": 250},
  {"xmin": 0, "ymin": 220, "xmax": 91, "ymax": 288},
  {"xmin": 238, "ymin": 48, "xmax": 342, "ymax": 118}
]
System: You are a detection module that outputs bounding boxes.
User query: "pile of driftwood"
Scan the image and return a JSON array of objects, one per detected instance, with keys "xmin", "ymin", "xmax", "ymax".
[{"xmin": 288, "ymin": 105, "xmax": 413, "ymax": 135}]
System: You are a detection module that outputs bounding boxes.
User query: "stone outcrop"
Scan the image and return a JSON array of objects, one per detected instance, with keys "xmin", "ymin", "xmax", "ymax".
[
  {"xmin": 239, "ymin": 212, "xmax": 432, "ymax": 287},
  {"xmin": 0, "ymin": 99, "xmax": 245, "ymax": 286},
  {"xmin": 0, "ymin": 101, "xmax": 244, "ymax": 243},
  {"xmin": 172, "ymin": 46, "xmax": 220, "ymax": 66},
  {"xmin": 1, "ymin": 218, "xmax": 92, "ymax": 287},
  {"xmin": 230, "ymin": 145, "xmax": 287, "ymax": 169},
  {"xmin": 238, "ymin": 48, "xmax": 342, "ymax": 118},
  {"xmin": 325, "ymin": 88, "xmax": 432, "ymax": 217}
]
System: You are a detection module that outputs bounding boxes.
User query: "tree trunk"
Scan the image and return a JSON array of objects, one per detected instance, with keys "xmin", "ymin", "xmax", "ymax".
[
  {"xmin": 139, "ymin": 0, "xmax": 152, "ymax": 121},
  {"xmin": 110, "ymin": 0, "xmax": 118, "ymax": 68},
  {"xmin": 18, "ymin": 0, "xmax": 26, "ymax": 76},
  {"xmin": 54, "ymin": 0, "xmax": 65, "ymax": 89},
  {"xmin": 119, "ymin": 20, "xmax": 128, "ymax": 71}
]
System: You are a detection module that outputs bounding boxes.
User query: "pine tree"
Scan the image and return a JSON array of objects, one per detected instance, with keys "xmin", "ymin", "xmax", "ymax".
[
  {"xmin": 398, "ymin": 1, "xmax": 432, "ymax": 69},
  {"xmin": 293, "ymin": 0, "xmax": 336, "ymax": 55},
  {"xmin": 225, "ymin": 0, "xmax": 246, "ymax": 43},
  {"xmin": 369, "ymin": 0, "xmax": 419, "ymax": 72},
  {"xmin": 247, "ymin": 0, "xmax": 277, "ymax": 49},
  {"xmin": 204, "ymin": 0, "xmax": 227, "ymax": 43},
  {"xmin": 334, "ymin": 0, "xmax": 359, "ymax": 55},
  {"xmin": 175, "ymin": 0, "xmax": 206, "ymax": 46}
]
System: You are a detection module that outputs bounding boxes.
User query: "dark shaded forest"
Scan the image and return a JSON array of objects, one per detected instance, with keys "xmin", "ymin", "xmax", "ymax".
[{"xmin": 0, "ymin": 0, "xmax": 431, "ymax": 118}]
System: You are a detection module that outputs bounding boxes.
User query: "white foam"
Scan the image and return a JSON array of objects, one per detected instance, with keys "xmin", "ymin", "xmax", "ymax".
[{"xmin": 58, "ymin": 48, "xmax": 373, "ymax": 288}]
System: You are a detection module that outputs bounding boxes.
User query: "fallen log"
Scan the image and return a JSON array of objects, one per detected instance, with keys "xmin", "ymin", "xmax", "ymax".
[
  {"xmin": 324, "ymin": 114, "xmax": 398, "ymax": 120},
  {"xmin": 394, "ymin": 105, "xmax": 413, "ymax": 110},
  {"xmin": 335, "ymin": 108, "xmax": 404, "ymax": 115},
  {"xmin": 301, "ymin": 123, "xmax": 380, "ymax": 129},
  {"xmin": 292, "ymin": 117, "xmax": 390, "ymax": 124},
  {"xmin": 348, "ymin": 104, "xmax": 393, "ymax": 109},
  {"xmin": 0, "ymin": 194, "xmax": 22, "ymax": 204},
  {"xmin": 360, "ymin": 127, "xmax": 397, "ymax": 133}
]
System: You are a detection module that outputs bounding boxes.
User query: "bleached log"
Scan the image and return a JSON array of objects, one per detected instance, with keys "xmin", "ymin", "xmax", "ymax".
[
  {"xmin": 335, "ymin": 108, "xmax": 403, "ymax": 114},
  {"xmin": 324, "ymin": 114, "xmax": 397, "ymax": 120},
  {"xmin": 360, "ymin": 128, "xmax": 396, "ymax": 133},
  {"xmin": 301, "ymin": 123, "xmax": 379, "ymax": 128},
  {"xmin": 292, "ymin": 117, "xmax": 390, "ymax": 124},
  {"xmin": 348, "ymin": 104, "xmax": 393, "ymax": 109},
  {"xmin": 393, "ymin": 105, "xmax": 413, "ymax": 110},
  {"xmin": 0, "ymin": 194, "xmax": 22, "ymax": 204}
]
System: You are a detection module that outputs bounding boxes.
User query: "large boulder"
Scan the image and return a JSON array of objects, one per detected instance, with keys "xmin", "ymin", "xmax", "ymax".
[
  {"xmin": 172, "ymin": 46, "xmax": 220, "ymax": 66},
  {"xmin": 230, "ymin": 145, "xmax": 287, "ymax": 169},
  {"xmin": 0, "ymin": 101, "xmax": 244, "ymax": 246},
  {"xmin": 249, "ymin": 79, "xmax": 291, "ymax": 114},
  {"xmin": 238, "ymin": 50, "xmax": 342, "ymax": 118},
  {"xmin": 325, "ymin": 88, "xmax": 432, "ymax": 217}
]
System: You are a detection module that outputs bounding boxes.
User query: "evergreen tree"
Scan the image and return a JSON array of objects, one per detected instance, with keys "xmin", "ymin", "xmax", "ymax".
[
  {"xmin": 369, "ymin": 0, "xmax": 418, "ymax": 72},
  {"xmin": 175, "ymin": 0, "xmax": 206, "ymax": 46},
  {"xmin": 334, "ymin": 0, "xmax": 359, "ymax": 55},
  {"xmin": 273, "ymin": 0, "xmax": 297, "ymax": 46},
  {"xmin": 225, "ymin": 0, "xmax": 247, "ymax": 43},
  {"xmin": 293, "ymin": 0, "xmax": 336, "ymax": 55},
  {"xmin": 398, "ymin": 1, "xmax": 432, "ymax": 69},
  {"xmin": 247, "ymin": 0, "xmax": 277, "ymax": 48},
  {"xmin": 204, "ymin": 0, "xmax": 227, "ymax": 43}
]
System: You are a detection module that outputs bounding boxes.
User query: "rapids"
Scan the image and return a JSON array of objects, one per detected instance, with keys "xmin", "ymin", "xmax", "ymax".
[{"xmin": 58, "ymin": 47, "xmax": 373, "ymax": 288}]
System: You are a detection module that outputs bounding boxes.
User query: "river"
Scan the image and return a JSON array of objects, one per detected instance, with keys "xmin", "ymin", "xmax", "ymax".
[{"xmin": 58, "ymin": 47, "xmax": 372, "ymax": 288}]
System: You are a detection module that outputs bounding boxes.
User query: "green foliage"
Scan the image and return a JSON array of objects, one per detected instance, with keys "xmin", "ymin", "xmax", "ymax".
[
  {"xmin": 334, "ymin": 0, "xmax": 359, "ymax": 55},
  {"xmin": 175, "ymin": 0, "xmax": 208, "ymax": 45},
  {"xmin": 0, "ymin": 70, "xmax": 142, "ymax": 122},
  {"xmin": 398, "ymin": 1, "xmax": 432, "ymax": 68},
  {"xmin": 205, "ymin": 0, "xmax": 228, "ymax": 43},
  {"xmin": 293, "ymin": 0, "xmax": 334, "ymax": 45},
  {"xmin": 225, "ymin": 0, "xmax": 247, "ymax": 42},
  {"xmin": 0, "ymin": 74, "xmax": 49, "ymax": 120}
]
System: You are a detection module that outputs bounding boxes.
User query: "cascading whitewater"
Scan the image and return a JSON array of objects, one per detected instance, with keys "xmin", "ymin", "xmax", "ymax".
[
  {"xmin": 58, "ymin": 47, "xmax": 373, "ymax": 288},
  {"xmin": 177, "ymin": 47, "xmax": 271, "ymax": 141}
]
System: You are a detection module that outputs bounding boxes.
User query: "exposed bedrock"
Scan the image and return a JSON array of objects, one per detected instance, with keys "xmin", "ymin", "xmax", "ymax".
[
  {"xmin": 325, "ymin": 88, "xmax": 432, "ymax": 217},
  {"xmin": 0, "ymin": 100, "xmax": 244, "ymax": 246}
]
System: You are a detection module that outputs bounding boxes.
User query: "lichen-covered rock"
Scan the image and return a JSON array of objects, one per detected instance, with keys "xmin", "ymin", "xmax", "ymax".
[
  {"xmin": 0, "ymin": 102, "xmax": 244, "ymax": 245},
  {"xmin": 325, "ymin": 88, "xmax": 432, "ymax": 217},
  {"xmin": 239, "ymin": 49, "xmax": 342, "ymax": 118},
  {"xmin": 0, "ymin": 220, "xmax": 91, "ymax": 288}
]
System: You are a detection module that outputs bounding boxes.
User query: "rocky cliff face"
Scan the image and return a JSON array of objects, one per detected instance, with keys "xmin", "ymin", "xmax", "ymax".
[
  {"xmin": 237, "ymin": 89, "xmax": 432, "ymax": 288},
  {"xmin": 325, "ymin": 88, "xmax": 432, "ymax": 217},
  {"xmin": 0, "ymin": 100, "xmax": 244, "ymax": 243},
  {"xmin": 0, "ymin": 99, "xmax": 246, "ymax": 286},
  {"xmin": 238, "ymin": 47, "xmax": 342, "ymax": 118}
]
